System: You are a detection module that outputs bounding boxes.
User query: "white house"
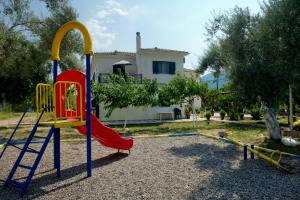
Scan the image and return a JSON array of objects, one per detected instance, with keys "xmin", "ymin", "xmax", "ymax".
[{"xmin": 91, "ymin": 32, "xmax": 189, "ymax": 121}]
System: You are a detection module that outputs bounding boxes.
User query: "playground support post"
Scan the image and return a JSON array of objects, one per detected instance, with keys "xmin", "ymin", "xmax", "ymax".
[
  {"xmin": 86, "ymin": 54, "xmax": 92, "ymax": 177},
  {"xmin": 53, "ymin": 60, "xmax": 61, "ymax": 178},
  {"xmin": 250, "ymin": 144, "xmax": 255, "ymax": 159},
  {"xmin": 243, "ymin": 144, "xmax": 248, "ymax": 160}
]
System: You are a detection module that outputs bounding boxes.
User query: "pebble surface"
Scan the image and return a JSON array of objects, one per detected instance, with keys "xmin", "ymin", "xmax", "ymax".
[{"xmin": 0, "ymin": 135, "xmax": 299, "ymax": 199}]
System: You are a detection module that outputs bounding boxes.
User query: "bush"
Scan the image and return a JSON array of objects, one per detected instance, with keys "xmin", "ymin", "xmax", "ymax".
[
  {"xmin": 205, "ymin": 112, "xmax": 211, "ymax": 120},
  {"xmin": 250, "ymin": 105, "xmax": 261, "ymax": 120},
  {"xmin": 220, "ymin": 109, "xmax": 226, "ymax": 120},
  {"xmin": 184, "ymin": 105, "xmax": 192, "ymax": 119},
  {"xmin": 228, "ymin": 109, "xmax": 239, "ymax": 121}
]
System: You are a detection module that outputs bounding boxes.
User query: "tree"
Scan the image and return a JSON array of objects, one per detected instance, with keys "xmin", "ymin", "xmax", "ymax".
[
  {"xmin": 197, "ymin": 43, "xmax": 225, "ymax": 89},
  {"xmin": 158, "ymin": 74, "xmax": 208, "ymax": 106},
  {"xmin": 0, "ymin": 0, "xmax": 83, "ymax": 109},
  {"xmin": 92, "ymin": 74, "xmax": 158, "ymax": 128},
  {"xmin": 205, "ymin": 1, "xmax": 300, "ymax": 140}
]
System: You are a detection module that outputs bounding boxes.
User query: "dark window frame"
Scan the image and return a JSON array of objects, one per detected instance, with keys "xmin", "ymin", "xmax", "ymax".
[{"xmin": 153, "ymin": 61, "xmax": 176, "ymax": 74}]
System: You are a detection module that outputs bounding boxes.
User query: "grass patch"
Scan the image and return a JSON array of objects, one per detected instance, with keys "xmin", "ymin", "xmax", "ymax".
[
  {"xmin": 0, "ymin": 112, "xmax": 23, "ymax": 120},
  {"xmin": 0, "ymin": 120, "xmax": 298, "ymax": 155},
  {"xmin": 260, "ymin": 138, "xmax": 300, "ymax": 154}
]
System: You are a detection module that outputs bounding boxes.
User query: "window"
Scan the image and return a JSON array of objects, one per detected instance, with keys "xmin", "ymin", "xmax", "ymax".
[{"xmin": 153, "ymin": 61, "xmax": 176, "ymax": 74}]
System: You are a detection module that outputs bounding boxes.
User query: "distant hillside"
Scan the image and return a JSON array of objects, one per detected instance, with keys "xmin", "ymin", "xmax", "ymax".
[{"xmin": 201, "ymin": 72, "xmax": 228, "ymax": 89}]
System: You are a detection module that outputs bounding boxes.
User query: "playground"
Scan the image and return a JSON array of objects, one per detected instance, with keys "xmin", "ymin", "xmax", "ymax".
[
  {"xmin": 0, "ymin": 20, "xmax": 300, "ymax": 199},
  {"xmin": 0, "ymin": 136, "xmax": 299, "ymax": 199}
]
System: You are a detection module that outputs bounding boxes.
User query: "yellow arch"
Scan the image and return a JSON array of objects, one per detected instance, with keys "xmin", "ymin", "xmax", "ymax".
[{"xmin": 51, "ymin": 21, "xmax": 93, "ymax": 61}]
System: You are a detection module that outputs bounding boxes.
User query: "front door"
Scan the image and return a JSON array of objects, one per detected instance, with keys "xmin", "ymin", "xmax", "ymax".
[{"xmin": 113, "ymin": 65, "xmax": 125, "ymax": 75}]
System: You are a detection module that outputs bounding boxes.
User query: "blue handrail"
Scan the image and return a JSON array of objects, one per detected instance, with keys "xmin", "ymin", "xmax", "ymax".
[{"xmin": 0, "ymin": 110, "xmax": 27, "ymax": 160}]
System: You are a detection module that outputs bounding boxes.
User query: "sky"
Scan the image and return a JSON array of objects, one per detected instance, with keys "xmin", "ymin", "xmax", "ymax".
[{"xmin": 34, "ymin": 0, "xmax": 262, "ymax": 69}]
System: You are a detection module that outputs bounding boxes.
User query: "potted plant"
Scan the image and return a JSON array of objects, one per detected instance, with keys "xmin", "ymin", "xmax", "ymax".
[
  {"xmin": 220, "ymin": 109, "xmax": 226, "ymax": 120},
  {"xmin": 205, "ymin": 112, "xmax": 211, "ymax": 124},
  {"xmin": 184, "ymin": 105, "xmax": 192, "ymax": 119}
]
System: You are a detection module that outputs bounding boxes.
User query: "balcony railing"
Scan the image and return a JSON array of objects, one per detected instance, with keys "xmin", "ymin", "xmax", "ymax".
[{"xmin": 98, "ymin": 73, "xmax": 143, "ymax": 83}]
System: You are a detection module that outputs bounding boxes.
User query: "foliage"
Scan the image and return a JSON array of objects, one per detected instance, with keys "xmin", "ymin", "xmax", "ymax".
[
  {"xmin": 184, "ymin": 104, "xmax": 192, "ymax": 118},
  {"xmin": 92, "ymin": 74, "xmax": 158, "ymax": 118},
  {"xmin": 205, "ymin": 112, "xmax": 211, "ymax": 120},
  {"xmin": 250, "ymin": 104, "xmax": 261, "ymax": 120},
  {"xmin": 158, "ymin": 74, "xmax": 208, "ymax": 106},
  {"xmin": 197, "ymin": 43, "xmax": 226, "ymax": 89},
  {"xmin": 228, "ymin": 109, "xmax": 239, "ymax": 121},
  {"xmin": 0, "ymin": 0, "xmax": 83, "ymax": 109},
  {"xmin": 220, "ymin": 109, "xmax": 226, "ymax": 120},
  {"xmin": 204, "ymin": 0, "xmax": 300, "ymax": 139},
  {"xmin": 201, "ymin": 88, "xmax": 218, "ymax": 111}
]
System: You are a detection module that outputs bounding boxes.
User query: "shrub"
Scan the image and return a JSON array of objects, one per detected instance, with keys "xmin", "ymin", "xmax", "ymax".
[
  {"xmin": 205, "ymin": 112, "xmax": 211, "ymax": 120},
  {"xmin": 250, "ymin": 105, "xmax": 261, "ymax": 120},
  {"xmin": 220, "ymin": 109, "xmax": 226, "ymax": 120},
  {"xmin": 184, "ymin": 105, "xmax": 192, "ymax": 119},
  {"xmin": 228, "ymin": 109, "xmax": 239, "ymax": 121}
]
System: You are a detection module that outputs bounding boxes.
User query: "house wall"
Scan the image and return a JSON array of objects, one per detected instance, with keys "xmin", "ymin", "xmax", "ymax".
[
  {"xmin": 137, "ymin": 51, "xmax": 185, "ymax": 84},
  {"xmin": 91, "ymin": 50, "xmax": 188, "ymax": 121},
  {"xmin": 92, "ymin": 54, "xmax": 137, "ymax": 80},
  {"xmin": 99, "ymin": 104, "xmax": 180, "ymax": 121}
]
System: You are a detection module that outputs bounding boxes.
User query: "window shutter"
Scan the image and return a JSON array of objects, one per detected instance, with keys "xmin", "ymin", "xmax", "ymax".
[
  {"xmin": 153, "ymin": 61, "xmax": 158, "ymax": 74},
  {"xmin": 169, "ymin": 62, "xmax": 176, "ymax": 74}
]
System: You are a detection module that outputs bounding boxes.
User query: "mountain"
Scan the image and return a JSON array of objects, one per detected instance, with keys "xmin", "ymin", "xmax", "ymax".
[{"xmin": 201, "ymin": 72, "xmax": 228, "ymax": 89}]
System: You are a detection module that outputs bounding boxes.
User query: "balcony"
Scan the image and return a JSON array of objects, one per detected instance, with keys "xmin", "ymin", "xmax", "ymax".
[{"xmin": 98, "ymin": 73, "xmax": 143, "ymax": 83}]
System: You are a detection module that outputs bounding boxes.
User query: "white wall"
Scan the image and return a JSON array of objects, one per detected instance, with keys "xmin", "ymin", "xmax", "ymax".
[
  {"xmin": 137, "ymin": 51, "xmax": 185, "ymax": 84},
  {"xmin": 99, "ymin": 105, "xmax": 179, "ymax": 121},
  {"xmin": 92, "ymin": 54, "xmax": 137, "ymax": 81}
]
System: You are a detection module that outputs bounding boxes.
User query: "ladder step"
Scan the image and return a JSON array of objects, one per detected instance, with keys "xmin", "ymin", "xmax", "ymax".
[
  {"xmin": 26, "ymin": 147, "xmax": 40, "ymax": 154},
  {"xmin": 18, "ymin": 164, "xmax": 32, "ymax": 170},
  {"xmin": 7, "ymin": 180, "xmax": 23, "ymax": 188},
  {"xmin": 8, "ymin": 143, "xmax": 22, "ymax": 150},
  {"xmin": 33, "ymin": 136, "xmax": 47, "ymax": 139}
]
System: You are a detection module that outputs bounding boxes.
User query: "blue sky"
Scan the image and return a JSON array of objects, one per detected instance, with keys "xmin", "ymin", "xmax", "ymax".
[{"xmin": 34, "ymin": 0, "xmax": 262, "ymax": 69}]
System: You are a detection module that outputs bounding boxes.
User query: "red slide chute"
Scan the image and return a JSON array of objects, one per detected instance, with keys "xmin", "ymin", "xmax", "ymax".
[{"xmin": 56, "ymin": 70, "xmax": 133, "ymax": 151}]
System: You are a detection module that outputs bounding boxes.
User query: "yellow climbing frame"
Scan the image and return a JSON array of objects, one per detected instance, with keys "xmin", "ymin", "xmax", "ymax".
[
  {"xmin": 51, "ymin": 21, "xmax": 93, "ymax": 61},
  {"xmin": 35, "ymin": 81, "xmax": 85, "ymax": 128}
]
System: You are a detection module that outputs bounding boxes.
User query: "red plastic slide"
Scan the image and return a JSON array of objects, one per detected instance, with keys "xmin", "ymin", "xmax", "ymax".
[{"xmin": 75, "ymin": 114, "xmax": 134, "ymax": 151}]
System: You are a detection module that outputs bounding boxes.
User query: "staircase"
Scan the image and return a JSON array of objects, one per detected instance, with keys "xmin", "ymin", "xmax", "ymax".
[{"xmin": 1, "ymin": 109, "xmax": 54, "ymax": 197}]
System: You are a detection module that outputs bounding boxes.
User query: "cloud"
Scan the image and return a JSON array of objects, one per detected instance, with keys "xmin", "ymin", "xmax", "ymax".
[
  {"xmin": 86, "ymin": 19, "xmax": 115, "ymax": 50},
  {"xmin": 85, "ymin": 0, "xmax": 128, "ymax": 50},
  {"xmin": 106, "ymin": 0, "xmax": 128, "ymax": 16}
]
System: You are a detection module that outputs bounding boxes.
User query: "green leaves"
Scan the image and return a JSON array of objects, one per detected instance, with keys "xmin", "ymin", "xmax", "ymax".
[
  {"xmin": 92, "ymin": 74, "xmax": 158, "ymax": 118},
  {"xmin": 0, "ymin": 0, "xmax": 83, "ymax": 109},
  {"xmin": 158, "ymin": 74, "xmax": 208, "ymax": 106},
  {"xmin": 93, "ymin": 74, "xmax": 208, "ymax": 118},
  {"xmin": 204, "ymin": 1, "xmax": 300, "ymax": 108}
]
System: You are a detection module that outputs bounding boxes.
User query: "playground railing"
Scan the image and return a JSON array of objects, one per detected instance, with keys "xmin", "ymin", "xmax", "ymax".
[
  {"xmin": 36, "ymin": 81, "xmax": 84, "ymax": 124},
  {"xmin": 53, "ymin": 81, "xmax": 83, "ymax": 122},
  {"xmin": 36, "ymin": 83, "xmax": 53, "ymax": 119}
]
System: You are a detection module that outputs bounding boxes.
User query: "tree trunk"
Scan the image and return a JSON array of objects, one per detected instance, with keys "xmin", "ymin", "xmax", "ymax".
[{"xmin": 260, "ymin": 101, "xmax": 281, "ymax": 140}]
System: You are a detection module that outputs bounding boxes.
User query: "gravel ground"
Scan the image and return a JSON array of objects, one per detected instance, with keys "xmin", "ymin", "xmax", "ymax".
[{"xmin": 0, "ymin": 135, "xmax": 299, "ymax": 200}]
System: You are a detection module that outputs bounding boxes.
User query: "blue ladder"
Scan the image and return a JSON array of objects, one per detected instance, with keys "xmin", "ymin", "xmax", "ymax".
[
  {"xmin": 3, "ymin": 109, "xmax": 54, "ymax": 197},
  {"xmin": 0, "ymin": 110, "xmax": 27, "ymax": 160}
]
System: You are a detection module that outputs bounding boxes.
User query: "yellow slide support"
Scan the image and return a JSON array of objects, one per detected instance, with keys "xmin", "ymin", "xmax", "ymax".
[{"xmin": 51, "ymin": 21, "xmax": 93, "ymax": 61}]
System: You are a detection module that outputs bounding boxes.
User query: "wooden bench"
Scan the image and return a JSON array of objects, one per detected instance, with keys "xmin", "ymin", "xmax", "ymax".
[{"xmin": 157, "ymin": 112, "xmax": 174, "ymax": 121}]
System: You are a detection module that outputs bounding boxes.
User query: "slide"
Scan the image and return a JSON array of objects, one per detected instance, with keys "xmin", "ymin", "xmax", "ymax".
[{"xmin": 75, "ymin": 113, "xmax": 133, "ymax": 150}]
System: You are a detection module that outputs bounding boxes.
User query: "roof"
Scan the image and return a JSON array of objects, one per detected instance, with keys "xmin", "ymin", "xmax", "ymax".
[
  {"xmin": 140, "ymin": 47, "xmax": 189, "ymax": 55},
  {"xmin": 94, "ymin": 51, "xmax": 136, "ymax": 56}
]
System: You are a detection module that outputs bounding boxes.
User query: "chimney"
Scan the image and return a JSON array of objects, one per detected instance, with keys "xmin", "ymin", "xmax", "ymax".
[{"xmin": 136, "ymin": 32, "xmax": 141, "ymax": 52}]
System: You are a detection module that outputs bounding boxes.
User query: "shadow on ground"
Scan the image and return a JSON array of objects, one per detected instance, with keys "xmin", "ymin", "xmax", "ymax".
[
  {"xmin": 0, "ymin": 152, "xmax": 128, "ymax": 199},
  {"xmin": 169, "ymin": 141, "xmax": 300, "ymax": 200}
]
